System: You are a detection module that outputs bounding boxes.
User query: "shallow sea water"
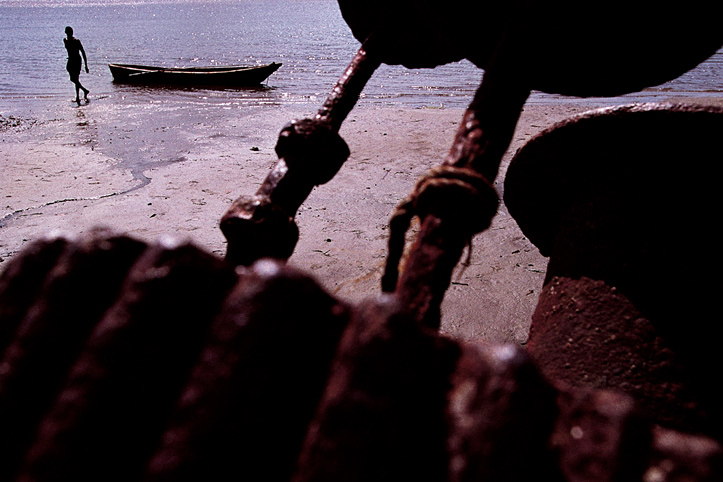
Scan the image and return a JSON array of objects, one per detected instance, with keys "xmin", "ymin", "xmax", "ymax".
[{"xmin": 1, "ymin": 0, "xmax": 722, "ymax": 110}]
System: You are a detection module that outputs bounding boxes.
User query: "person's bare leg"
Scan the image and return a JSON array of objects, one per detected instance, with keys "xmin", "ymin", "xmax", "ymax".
[{"xmin": 73, "ymin": 80, "xmax": 89, "ymax": 102}]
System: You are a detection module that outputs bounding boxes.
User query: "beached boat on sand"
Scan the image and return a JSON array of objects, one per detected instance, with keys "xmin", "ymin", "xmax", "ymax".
[{"xmin": 108, "ymin": 62, "xmax": 281, "ymax": 87}]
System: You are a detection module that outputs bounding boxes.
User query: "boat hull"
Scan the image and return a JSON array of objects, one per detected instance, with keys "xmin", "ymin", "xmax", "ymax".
[{"xmin": 108, "ymin": 62, "xmax": 281, "ymax": 87}]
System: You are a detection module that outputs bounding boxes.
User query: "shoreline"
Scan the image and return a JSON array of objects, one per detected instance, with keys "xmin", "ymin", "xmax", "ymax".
[{"xmin": 2, "ymin": 97, "xmax": 720, "ymax": 343}]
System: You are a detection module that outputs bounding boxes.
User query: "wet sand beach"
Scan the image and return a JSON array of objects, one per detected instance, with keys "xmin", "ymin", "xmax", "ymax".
[{"xmin": 1, "ymin": 98, "xmax": 719, "ymax": 342}]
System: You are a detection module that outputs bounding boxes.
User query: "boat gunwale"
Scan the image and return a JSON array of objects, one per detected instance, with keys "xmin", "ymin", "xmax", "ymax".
[{"xmin": 108, "ymin": 62, "xmax": 281, "ymax": 75}]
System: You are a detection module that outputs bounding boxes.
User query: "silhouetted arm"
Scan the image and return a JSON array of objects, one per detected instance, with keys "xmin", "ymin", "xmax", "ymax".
[{"xmin": 79, "ymin": 41, "xmax": 89, "ymax": 73}]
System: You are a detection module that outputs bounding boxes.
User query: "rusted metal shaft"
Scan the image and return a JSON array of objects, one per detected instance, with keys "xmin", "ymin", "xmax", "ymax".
[
  {"xmin": 389, "ymin": 71, "xmax": 530, "ymax": 329},
  {"xmin": 444, "ymin": 70, "xmax": 531, "ymax": 179},
  {"xmin": 315, "ymin": 44, "xmax": 380, "ymax": 132},
  {"xmin": 221, "ymin": 46, "xmax": 381, "ymax": 267}
]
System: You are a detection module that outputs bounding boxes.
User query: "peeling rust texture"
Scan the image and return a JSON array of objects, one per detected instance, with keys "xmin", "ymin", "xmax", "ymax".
[{"xmin": 1, "ymin": 230, "xmax": 722, "ymax": 480}]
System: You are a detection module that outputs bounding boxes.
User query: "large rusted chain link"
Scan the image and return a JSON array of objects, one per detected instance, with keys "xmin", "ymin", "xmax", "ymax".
[
  {"xmin": 221, "ymin": 44, "xmax": 381, "ymax": 267},
  {"xmin": 381, "ymin": 165, "xmax": 498, "ymax": 294},
  {"xmin": 389, "ymin": 70, "xmax": 530, "ymax": 328}
]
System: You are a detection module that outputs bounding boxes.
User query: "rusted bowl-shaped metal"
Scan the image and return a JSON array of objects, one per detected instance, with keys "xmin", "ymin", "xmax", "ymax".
[
  {"xmin": 504, "ymin": 103, "xmax": 723, "ymax": 435},
  {"xmin": 504, "ymin": 102, "xmax": 723, "ymax": 359},
  {"xmin": 503, "ymin": 103, "xmax": 723, "ymax": 259},
  {"xmin": 338, "ymin": 0, "xmax": 723, "ymax": 96}
]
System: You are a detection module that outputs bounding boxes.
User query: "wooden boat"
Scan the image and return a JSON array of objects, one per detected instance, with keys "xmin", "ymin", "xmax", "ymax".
[{"xmin": 108, "ymin": 62, "xmax": 281, "ymax": 87}]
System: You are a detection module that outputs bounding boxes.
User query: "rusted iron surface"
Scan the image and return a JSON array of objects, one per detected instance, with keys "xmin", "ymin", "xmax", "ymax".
[
  {"xmin": 16, "ymin": 236, "xmax": 237, "ymax": 482},
  {"xmin": 1, "ymin": 231, "xmax": 721, "ymax": 481},
  {"xmin": 145, "ymin": 259, "xmax": 350, "ymax": 482},
  {"xmin": 338, "ymin": 0, "xmax": 723, "ymax": 97},
  {"xmin": 528, "ymin": 276, "xmax": 717, "ymax": 438},
  {"xmin": 552, "ymin": 388, "xmax": 651, "ymax": 482},
  {"xmin": 385, "ymin": 74, "xmax": 529, "ymax": 328},
  {"xmin": 222, "ymin": 0, "xmax": 722, "ymax": 328},
  {"xmin": 0, "ymin": 235, "xmax": 69, "ymax": 354},
  {"xmin": 334, "ymin": 2, "xmax": 723, "ymax": 325},
  {"xmin": 3, "ymin": 0, "xmax": 722, "ymax": 478},
  {"xmin": 503, "ymin": 103, "xmax": 723, "ymax": 260},
  {"xmin": 220, "ymin": 46, "xmax": 380, "ymax": 267},
  {"xmin": 647, "ymin": 426, "xmax": 723, "ymax": 482},
  {"xmin": 505, "ymin": 104, "xmax": 723, "ymax": 439},
  {"xmin": 446, "ymin": 343, "xmax": 560, "ymax": 482},
  {"xmin": 0, "ymin": 228, "xmax": 148, "ymax": 479},
  {"xmin": 293, "ymin": 296, "xmax": 460, "ymax": 482}
]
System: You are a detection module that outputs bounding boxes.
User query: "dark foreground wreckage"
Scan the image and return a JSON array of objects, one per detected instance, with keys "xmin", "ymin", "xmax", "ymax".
[{"xmin": 1, "ymin": 1, "xmax": 723, "ymax": 481}]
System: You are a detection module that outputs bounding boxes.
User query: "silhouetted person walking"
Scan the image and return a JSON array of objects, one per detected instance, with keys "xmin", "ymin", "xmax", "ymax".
[{"xmin": 64, "ymin": 26, "xmax": 89, "ymax": 103}]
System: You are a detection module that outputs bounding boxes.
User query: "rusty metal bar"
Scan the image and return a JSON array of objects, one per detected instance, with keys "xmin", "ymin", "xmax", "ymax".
[
  {"xmin": 388, "ymin": 71, "xmax": 530, "ymax": 329},
  {"xmin": 221, "ymin": 44, "xmax": 381, "ymax": 267},
  {"xmin": 315, "ymin": 45, "xmax": 379, "ymax": 132}
]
